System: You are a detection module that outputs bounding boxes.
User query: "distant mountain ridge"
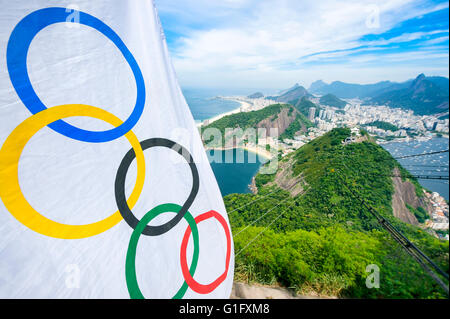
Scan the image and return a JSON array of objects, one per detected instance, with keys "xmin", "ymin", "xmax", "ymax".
[
  {"xmin": 307, "ymin": 74, "xmax": 449, "ymax": 115},
  {"xmin": 247, "ymin": 92, "xmax": 264, "ymax": 99},
  {"xmin": 278, "ymin": 83, "xmax": 301, "ymax": 96},
  {"xmin": 370, "ymin": 74, "xmax": 449, "ymax": 115},
  {"xmin": 309, "ymin": 80, "xmax": 399, "ymax": 98},
  {"xmin": 319, "ymin": 94, "xmax": 347, "ymax": 108},
  {"xmin": 268, "ymin": 85, "xmax": 311, "ymax": 103}
]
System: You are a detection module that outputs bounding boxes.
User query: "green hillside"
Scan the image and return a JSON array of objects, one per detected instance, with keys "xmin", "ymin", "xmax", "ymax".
[
  {"xmin": 202, "ymin": 104, "xmax": 311, "ymax": 145},
  {"xmin": 279, "ymin": 112, "xmax": 313, "ymax": 141},
  {"xmin": 370, "ymin": 74, "xmax": 449, "ymax": 115},
  {"xmin": 225, "ymin": 128, "xmax": 449, "ymax": 298},
  {"xmin": 319, "ymin": 94, "xmax": 347, "ymax": 108},
  {"xmin": 202, "ymin": 104, "xmax": 286, "ymax": 145},
  {"xmin": 363, "ymin": 121, "xmax": 399, "ymax": 132},
  {"xmin": 289, "ymin": 97, "xmax": 321, "ymax": 118}
]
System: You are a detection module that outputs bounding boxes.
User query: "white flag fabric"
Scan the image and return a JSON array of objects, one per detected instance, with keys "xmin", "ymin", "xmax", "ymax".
[{"xmin": 0, "ymin": 0, "xmax": 233, "ymax": 299}]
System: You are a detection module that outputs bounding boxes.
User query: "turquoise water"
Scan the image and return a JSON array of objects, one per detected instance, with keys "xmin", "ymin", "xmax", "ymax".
[
  {"xmin": 183, "ymin": 88, "xmax": 244, "ymax": 121},
  {"xmin": 183, "ymin": 88, "xmax": 277, "ymax": 121},
  {"xmin": 207, "ymin": 149, "xmax": 267, "ymax": 197},
  {"xmin": 184, "ymin": 88, "xmax": 267, "ymax": 196}
]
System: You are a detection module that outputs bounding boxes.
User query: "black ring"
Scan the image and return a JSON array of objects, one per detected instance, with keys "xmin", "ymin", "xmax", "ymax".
[{"xmin": 115, "ymin": 138, "xmax": 199, "ymax": 236}]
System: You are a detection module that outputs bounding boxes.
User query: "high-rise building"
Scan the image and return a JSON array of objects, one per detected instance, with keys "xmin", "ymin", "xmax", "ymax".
[
  {"xmin": 308, "ymin": 107, "xmax": 316, "ymax": 122},
  {"xmin": 432, "ymin": 122, "xmax": 438, "ymax": 131},
  {"xmin": 318, "ymin": 109, "xmax": 324, "ymax": 119}
]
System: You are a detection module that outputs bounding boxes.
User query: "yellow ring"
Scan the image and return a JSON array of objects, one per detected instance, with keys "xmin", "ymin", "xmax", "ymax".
[{"xmin": 0, "ymin": 104, "xmax": 146, "ymax": 239}]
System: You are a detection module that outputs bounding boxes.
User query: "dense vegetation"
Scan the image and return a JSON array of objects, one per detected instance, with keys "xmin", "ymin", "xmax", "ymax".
[
  {"xmin": 370, "ymin": 75, "xmax": 449, "ymax": 115},
  {"xmin": 363, "ymin": 121, "xmax": 399, "ymax": 132},
  {"xmin": 202, "ymin": 104, "xmax": 290, "ymax": 146},
  {"xmin": 279, "ymin": 113, "xmax": 313, "ymax": 141},
  {"xmin": 406, "ymin": 204, "xmax": 429, "ymax": 223},
  {"xmin": 225, "ymin": 128, "xmax": 449, "ymax": 298},
  {"xmin": 289, "ymin": 97, "xmax": 321, "ymax": 118},
  {"xmin": 319, "ymin": 94, "xmax": 347, "ymax": 108}
]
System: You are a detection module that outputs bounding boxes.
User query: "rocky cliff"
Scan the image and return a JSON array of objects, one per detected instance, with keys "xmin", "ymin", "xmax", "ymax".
[
  {"xmin": 391, "ymin": 167, "xmax": 431, "ymax": 225},
  {"xmin": 255, "ymin": 107, "xmax": 297, "ymax": 138}
]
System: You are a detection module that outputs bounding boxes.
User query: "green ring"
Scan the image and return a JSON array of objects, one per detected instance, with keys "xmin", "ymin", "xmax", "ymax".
[{"xmin": 125, "ymin": 203, "xmax": 199, "ymax": 299}]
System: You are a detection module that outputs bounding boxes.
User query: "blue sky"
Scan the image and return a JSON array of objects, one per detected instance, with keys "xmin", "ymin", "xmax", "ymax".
[{"xmin": 154, "ymin": 0, "xmax": 449, "ymax": 90}]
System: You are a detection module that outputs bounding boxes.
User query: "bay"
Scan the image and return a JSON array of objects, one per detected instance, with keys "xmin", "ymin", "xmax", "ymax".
[
  {"xmin": 184, "ymin": 88, "xmax": 268, "ymax": 197},
  {"xmin": 207, "ymin": 149, "xmax": 267, "ymax": 197},
  {"xmin": 381, "ymin": 137, "xmax": 449, "ymax": 200},
  {"xmin": 183, "ymin": 88, "xmax": 244, "ymax": 121}
]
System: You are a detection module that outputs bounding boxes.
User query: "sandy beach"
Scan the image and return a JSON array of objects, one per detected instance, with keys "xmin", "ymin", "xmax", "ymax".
[
  {"xmin": 205, "ymin": 145, "xmax": 274, "ymax": 160},
  {"xmin": 201, "ymin": 97, "xmax": 253, "ymax": 126},
  {"xmin": 200, "ymin": 96, "xmax": 276, "ymax": 159}
]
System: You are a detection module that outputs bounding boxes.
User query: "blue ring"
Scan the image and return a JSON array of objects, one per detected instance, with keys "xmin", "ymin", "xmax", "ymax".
[{"xmin": 6, "ymin": 7, "xmax": 146, "ymax": 143}]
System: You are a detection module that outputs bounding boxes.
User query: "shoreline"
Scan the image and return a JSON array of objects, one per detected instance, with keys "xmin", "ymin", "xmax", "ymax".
[
  {"xmin": 206, "ymin": 145, "xmax": 273, "ymax": 160},
  {"xmin": 200, "ymin": 97, "xmax": 253, "ymax": 126}
]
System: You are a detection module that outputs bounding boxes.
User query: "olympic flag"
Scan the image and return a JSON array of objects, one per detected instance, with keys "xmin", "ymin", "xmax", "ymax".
[{"xmin": 0, "ymin": 1, "xmax": 234, "ymax": 298}]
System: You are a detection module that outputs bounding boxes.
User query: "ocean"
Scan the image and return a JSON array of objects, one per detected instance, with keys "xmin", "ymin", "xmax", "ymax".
[
  {"xmin": 207, "ymin": 149, "xmax": 267, "ymax": 196},
  {"xmin": 183, "ymin": 88, "xmax": 249, "ymax": 121},
  {"xmin": 184, "ymin": 88, "xmax": 268, "ymax": 196}
]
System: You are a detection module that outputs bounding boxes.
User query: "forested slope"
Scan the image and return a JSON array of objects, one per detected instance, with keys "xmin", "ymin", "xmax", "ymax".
[{"xmin": 225, "ymin": 128, "xmax": 449, "ymax": 298}]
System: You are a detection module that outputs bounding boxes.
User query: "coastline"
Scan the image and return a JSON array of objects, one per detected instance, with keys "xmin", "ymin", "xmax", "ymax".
[
  {"xmin": 200, "ymin": 97, "xmax": 253, "ymax": 126},
  {"xmin": 206, "ymin": 145, "xmax": 273, "ymax": 160},
  {"xmin": 199, "ymin": 96, "xmax": 274, "ymax": 160}
]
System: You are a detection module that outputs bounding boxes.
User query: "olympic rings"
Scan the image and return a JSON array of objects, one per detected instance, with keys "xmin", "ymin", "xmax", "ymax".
[
  {"xmin": 6, "ymin": 7, "xmax": 146, "ymax": 143},
  {"xmin": 115, "ymin": 138, "xmax": 200, "ymax": 237},
  {"xmin": 125, "ymin": 204, "xmax": 199, "ymax": 299},
  {"xmin": 0, "ymin": 104, "xmax": 146, "ymax": 239},
  {"xmin": 1, "ymin": 7, "xmax": 232, "ymax": 297},
  {"xmin": 180, "ymin": 210, "xmax": 232, "ymax": 294}
]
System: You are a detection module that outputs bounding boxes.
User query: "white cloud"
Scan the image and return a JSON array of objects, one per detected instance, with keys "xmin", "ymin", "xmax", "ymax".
[{"xmin": 155, "ymin": 0, "xmax": 449, "ymax": 89}]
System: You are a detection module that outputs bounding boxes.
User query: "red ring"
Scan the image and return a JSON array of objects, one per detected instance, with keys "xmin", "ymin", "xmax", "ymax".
[{"xmin": 180, "ymin": 210, "xmax": 232, "ymax": 294}]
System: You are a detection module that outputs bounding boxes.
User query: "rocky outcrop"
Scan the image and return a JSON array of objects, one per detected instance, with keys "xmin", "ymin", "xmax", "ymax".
[
  {"xmin": 267, "ymin": 156, "xmax": 304, "ymax": 196},
  {"xmin": 249, "ymin": 177, "xmax": 258, "ymax": 195},
  {"xmin": 276, "ymin": 86, "xmax": 309, "ymax": 103},
  {"xmin": 231, "ymin": 282, "xmax": 336, "ymax": 299},
  {"xmin": 222, "ymin": 106, "xmax": 298, "ymax": 147},
  {"xmin": 391, "ymin": 167, "xmax": 431, "ymax": 225},
  {"xmin": 256, "ymin": 107, "xmax": 297, "ymax": 138}
]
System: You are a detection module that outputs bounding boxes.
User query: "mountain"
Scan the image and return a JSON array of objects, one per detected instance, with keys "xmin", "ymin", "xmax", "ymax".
[
  {"xmin": 288, "ymin": 97, "xmax": 321, "ymax": 118},
  {"xmin": 274, "ymin": 85, "xmax": 310, "ymax": 103},
  {"xmin": 370, "ymin": 74, "xmax": 449, "ymax": 115},
  {"xmin": 319, "ymin": 94, "xmax": 347, "ymax": 108},
  {"xmin": 308, "ymin": 74, "xmax": 449, "ymax": 115},
  {"xmin": 247, "ymin": 92, "xmax": 264, "ymax": 99},
  {"xmin": 427, "ymin": 76, "xmax": 450, "ymax": 91},
  {"xmin": 225, "ymin": 128, "xmax": 449, "ymax": 298},
  {"xmin": 201, "ymin": 104, "xmax": 312, "ymax": 147},
  {"xmin": 278, "ymin": 83, "xmax": 300, "ymax": 96},
  {"xmin": 309, "ymin": 80, "xmax": 327, "ymax": 93},
  {"xmin": 309, "ymin": 80, "xmax": 395, "ymax": 98}
]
